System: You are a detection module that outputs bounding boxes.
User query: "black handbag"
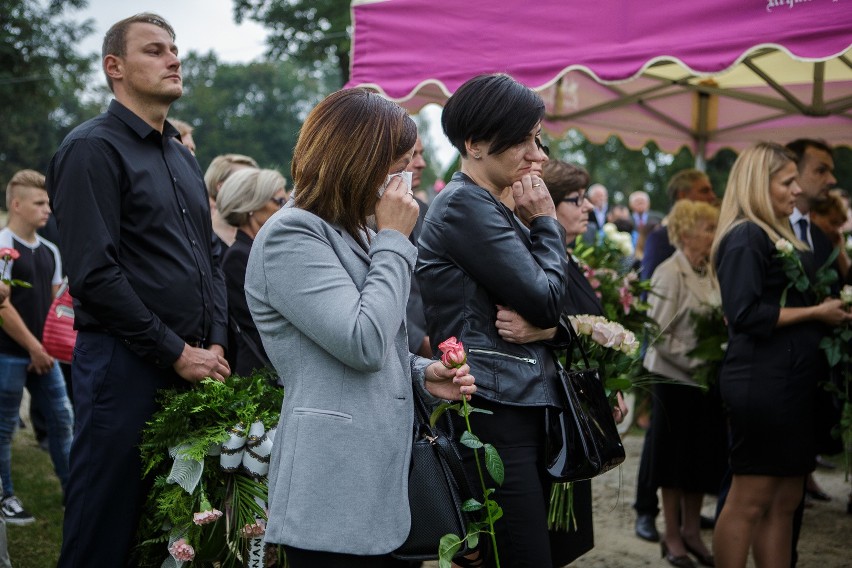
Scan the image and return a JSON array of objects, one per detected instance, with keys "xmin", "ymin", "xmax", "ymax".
[
  {"xmin": 392, "ymin": 386, "xmax": 474, "ymax": 561},
  {"xmin": 545, "ymin": 321, "xmax": 626, "ymax": 482}
]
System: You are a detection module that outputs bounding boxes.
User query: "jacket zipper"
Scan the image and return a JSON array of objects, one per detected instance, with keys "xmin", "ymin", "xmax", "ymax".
[{"xmin": 468, "ymin": 348, "xmax": 537, "ymax": 365}]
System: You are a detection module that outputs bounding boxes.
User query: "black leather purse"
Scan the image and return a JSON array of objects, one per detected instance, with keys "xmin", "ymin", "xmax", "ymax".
[
  {"xmin": 545, "ymin": 321, "xmax": 626, "ymax": 482},
  {"xmin": 392, "ymin": 386, "xmax": 474, "ymax": 561}
]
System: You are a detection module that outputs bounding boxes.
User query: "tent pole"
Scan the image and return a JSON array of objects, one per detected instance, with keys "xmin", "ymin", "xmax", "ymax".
[{"xmin": 694, "ymin": 92, "xmax": 710, "ymax": 171}]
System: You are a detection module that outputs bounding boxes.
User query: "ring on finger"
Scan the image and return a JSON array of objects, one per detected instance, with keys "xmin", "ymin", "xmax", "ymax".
[{"xmin": 532, "ymin": 183, "xmax": 542, "ymax": 188}]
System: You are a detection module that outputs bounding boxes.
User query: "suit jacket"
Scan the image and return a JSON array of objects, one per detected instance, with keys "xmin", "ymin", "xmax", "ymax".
[
  {"xmin": 644, "ymin": 250, "xmax": 720, "ymax": 384},
  {"xmin": 245, "ymin": 207, "xmax": 432, "ymax": 554}
]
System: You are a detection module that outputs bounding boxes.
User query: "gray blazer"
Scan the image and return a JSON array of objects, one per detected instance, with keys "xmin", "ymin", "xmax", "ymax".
[{"xmin": 245, "ymin": 207, "xmax": 433, "ymax": 554}]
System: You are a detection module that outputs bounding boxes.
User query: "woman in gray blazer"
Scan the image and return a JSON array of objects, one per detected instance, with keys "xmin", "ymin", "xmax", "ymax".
[{"xmin": 245, "ymin": 88, "xmax": 476, "ymax": 567}]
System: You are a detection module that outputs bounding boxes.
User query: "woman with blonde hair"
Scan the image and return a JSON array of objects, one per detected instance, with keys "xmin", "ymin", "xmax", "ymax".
[
  {"xmin": 645, "ymin": 200, "xmax": 724, "ymax": 568},
  {"xmin": 217, "ymin": 167, "xmax": 287, "ymax": 376},
  {"xmin": 245, "ymin": 88, "xmax": 475, "ymax": 567},
  {"xmin": 711, "ymin": 142, "xmax": 851, "ymax": 567}
]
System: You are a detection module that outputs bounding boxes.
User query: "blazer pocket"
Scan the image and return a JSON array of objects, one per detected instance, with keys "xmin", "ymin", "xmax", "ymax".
[{"xmin": 293, "ymin": 407, "xmax": 353, "ymax": 422}]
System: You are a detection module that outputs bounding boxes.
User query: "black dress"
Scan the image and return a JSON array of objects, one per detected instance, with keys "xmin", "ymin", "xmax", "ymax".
[
  {"xmin": 715, "ymin": 222, "xmax": 827, "ymax": 476},
  {"xmin": 549, "ymin": 255, "xmax": 600, "ymax": 567}
]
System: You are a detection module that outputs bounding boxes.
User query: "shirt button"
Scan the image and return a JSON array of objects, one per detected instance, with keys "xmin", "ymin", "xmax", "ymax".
[
  {"xmin": 182, "ymin": 209, "xmax": 186, "ymax": 214},
  {"xmin": 201, "ymin": 271, "xmax": 206, "ymax": 277},
  {"xmin": 191, "ymin": 240, "xmax": 197, "ymax": 246}
]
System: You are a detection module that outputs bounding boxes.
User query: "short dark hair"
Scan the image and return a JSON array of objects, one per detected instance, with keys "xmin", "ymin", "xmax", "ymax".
[
  {"xmin": 541, "ymin": 159, "xmax": 590, "ymax": 203},
  {"xmin": 441, "ymin": 74, "xmax": 545, "ymax": 157},
  {"xmin": 292, "ymin": 88, "xmax": 416, "ymax": 240},
  {"xmin": 102, "ymin": 13, "xmax": 175, "ymax": 91},
  {"xmin": 666, "ymin": 169, "xmax": 708, "ymax": 206},
  {"xmin": 785, "ymin": 138, "xmax": 833, "ymax": 169}
]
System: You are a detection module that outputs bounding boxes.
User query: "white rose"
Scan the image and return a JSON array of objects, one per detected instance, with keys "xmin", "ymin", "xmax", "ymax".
[
  {"xmin": 602, "ymin": 223, "xmax": 618, "ymax": 236},
  {"xmin": 590, "ymin": 321, "xmax": 617, "ymax": 347},
  {"xmin": 841, "ymin": 284, "xmax": 852, "ymax": 306},
  {"xmin": 775, "ymin": 238, "xmax": 794, "ymax": 255}
]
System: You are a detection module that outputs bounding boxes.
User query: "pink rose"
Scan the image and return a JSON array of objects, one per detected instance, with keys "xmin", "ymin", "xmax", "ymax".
[
  {"xmin": 438, "ymin": 336, "xmax": 467, "ymax": 369},
  {"xmin": 193, "ymin": 508, "xmax": 223, "ymax": 525},
  {"xmin": 169, "ymin": 538, "xmax": 195, "ymax": 562},
  {"xmin": 618, "ymin": 286, "xmax": 634, "ymax": 315},
  {"xmin": 242, "ymin": 520, "xmax": 267, "ymax": 537},
  {"xmin": 0, "ymin": 248, "xmax": 19, "ymax": 261}
]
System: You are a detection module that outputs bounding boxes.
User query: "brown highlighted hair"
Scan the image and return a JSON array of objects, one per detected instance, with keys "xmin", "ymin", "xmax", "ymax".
[
  {"xmin": 541, "ymin": 159, "xmax": 590, "ymax": 203},
  {"xmin": 292, "ymin": 88, "xmax": 416, "ymax": 240}
]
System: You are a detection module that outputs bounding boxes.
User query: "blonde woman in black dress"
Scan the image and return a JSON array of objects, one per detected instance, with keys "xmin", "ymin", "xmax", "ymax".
[{"xmin": 711, "ymin": 142, "xmax": 851, "ymax": 567}]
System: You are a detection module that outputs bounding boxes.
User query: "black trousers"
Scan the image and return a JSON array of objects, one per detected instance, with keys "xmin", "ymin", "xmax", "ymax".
[
  {"xmin": 452, "ymin": 397, "xmax": 553, "ymax": 568},
  {"xmin": 57, "ymin": 332, "xmax": 184, "ymax": 568}
]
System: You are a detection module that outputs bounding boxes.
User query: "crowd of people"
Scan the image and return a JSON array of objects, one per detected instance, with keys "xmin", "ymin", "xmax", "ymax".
[{"xmin": 0, "ymin": 11, "xmax": 850, "ymax": 568}]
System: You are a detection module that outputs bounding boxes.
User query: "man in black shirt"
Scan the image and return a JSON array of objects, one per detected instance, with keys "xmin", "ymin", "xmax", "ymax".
[{"xmin": 46, "ymin": 13, "xmax": 230, "ymax": 567}]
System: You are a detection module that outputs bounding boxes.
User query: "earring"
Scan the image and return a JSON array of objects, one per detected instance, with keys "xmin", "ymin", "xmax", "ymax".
[{"xmin": 474, "ymin": 153, "xmax": 481, "ymax": 159}]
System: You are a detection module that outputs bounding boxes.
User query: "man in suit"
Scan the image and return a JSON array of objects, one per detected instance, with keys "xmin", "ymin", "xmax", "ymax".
[{"xmin": 586, "ymin": 183, "xmax": 609, "ymax": 234}]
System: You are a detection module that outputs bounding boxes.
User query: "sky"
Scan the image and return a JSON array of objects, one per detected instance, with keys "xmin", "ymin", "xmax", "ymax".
[{"xmin": 77, "ymin": 0, "xmax": 269, "ymax": 65}]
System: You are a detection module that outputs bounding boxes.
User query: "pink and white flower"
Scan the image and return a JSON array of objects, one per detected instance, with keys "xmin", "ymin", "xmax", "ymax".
[{"xmin": 169, "ymin": 538, "xmax": 195, "ymax": 562}]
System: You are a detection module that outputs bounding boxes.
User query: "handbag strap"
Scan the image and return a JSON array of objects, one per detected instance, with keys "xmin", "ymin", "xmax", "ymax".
[{"xmin": 561, "ymin": 314, "xmax": 592, "ymax": 370}]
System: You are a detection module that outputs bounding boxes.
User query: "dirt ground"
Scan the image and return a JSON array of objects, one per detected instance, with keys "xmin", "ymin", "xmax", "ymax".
[{"xmin": 426, "ymin": 430, "xmax": 852, "ymax": 567}]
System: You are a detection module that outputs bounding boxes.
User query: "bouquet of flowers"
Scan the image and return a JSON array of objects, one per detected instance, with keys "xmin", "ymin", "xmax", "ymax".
[
  {"xmin": 136, "ymin": 373, "xmax": 284, "ymax": 568},
  {"xmin": 571, "ymin": 235, "xmax": 656, "ymax": 340},
  {"xmin": 686, "ymin": 302, "xmax": 728, "ymax": 390},
  {"xmin": 820, "ymin": 285, "xmax": 852, "ymax": 476},
  {"xmin": 775, "ymin": 238, "xmax": 838, "ymax": 305},
  {"xmin": 549, "ymin": 315, "xmax": 641, "ymax": 532}
]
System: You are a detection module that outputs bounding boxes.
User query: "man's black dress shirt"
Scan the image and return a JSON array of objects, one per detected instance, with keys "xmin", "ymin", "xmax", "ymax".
[{"xmin": 46, "ymin": 100, "xmax": 228, "ymax": 367}]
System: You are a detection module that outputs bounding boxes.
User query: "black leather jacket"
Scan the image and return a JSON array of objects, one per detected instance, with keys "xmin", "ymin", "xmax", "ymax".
[{"xmin": 416, "ymin": 173, "xmax": 570, "ymax": 406}]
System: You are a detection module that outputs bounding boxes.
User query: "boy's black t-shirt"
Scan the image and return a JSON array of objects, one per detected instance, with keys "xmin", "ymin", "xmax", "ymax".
[{"xmin": 0, "ymin": 227, "xmax": 62, "ymax": 357}]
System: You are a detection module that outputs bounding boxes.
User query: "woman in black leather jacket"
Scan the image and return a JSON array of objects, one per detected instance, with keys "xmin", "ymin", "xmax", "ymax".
[{"xmin": 416, "ymin": 73, "xmax": 569, "ymax": 568}]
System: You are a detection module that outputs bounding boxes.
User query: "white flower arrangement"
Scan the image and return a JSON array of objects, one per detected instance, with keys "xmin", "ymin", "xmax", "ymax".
[
  {"xmin": 775, "ymin": 238, "xmax": 795, "ymax": 255},
  {"xmin": 602, "ymin": 223, "xmax": 634, "ymax": 257},
  {"xmin": 567, "ymin": 314, "xmax": 639, "ymax": 355}
]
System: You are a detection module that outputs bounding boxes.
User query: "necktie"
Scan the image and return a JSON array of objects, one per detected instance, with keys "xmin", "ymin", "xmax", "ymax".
[{"xmin": 796, "ymin": 218, "xmax": 809, "ymax": 243}]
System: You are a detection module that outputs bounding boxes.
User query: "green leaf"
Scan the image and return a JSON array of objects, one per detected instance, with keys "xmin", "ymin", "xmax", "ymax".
[
  {"xmin": 460, "ymin": 431, "xmax": 483, "ymax": 449},
  {"xmin": 486, "ymin": 500, "xmax": 504, "ymax": 523},
  {"xmin": 429, "ymin": 402, "xmax": 458, "ymax": 428},
  {"xmin": 605, "ymin": 376, "xmax": 632, "ymax": 391},
  {"xmin": 462, "ymin": 498, "xmax": 483, "ymax": 512},
  {"xmin": 466, "ymin": 531, "xmax": 480, "ymax": 550},
  {"xmin": 484, "ymin": 444, "xmax": 504, "ymax": 485},
  {"xmin": 438, "ymin": 534, "xmax": 462, "ymax": 567}
]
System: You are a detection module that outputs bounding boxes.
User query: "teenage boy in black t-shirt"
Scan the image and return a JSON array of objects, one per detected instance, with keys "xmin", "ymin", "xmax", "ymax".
[{"xmin": 0, "ymin": 170, "xmax": 73, "ymax": 526}]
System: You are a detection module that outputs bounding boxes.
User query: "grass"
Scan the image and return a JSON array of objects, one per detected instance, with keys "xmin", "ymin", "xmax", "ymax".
[{"xmin": 6, "ymin": 428, "xmax": 64, "ymax": 568}]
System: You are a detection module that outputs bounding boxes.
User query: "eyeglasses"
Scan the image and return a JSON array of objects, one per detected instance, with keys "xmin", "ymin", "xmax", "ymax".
[
  {"xmin": 561, "ymin": 193, "xmax": 586, "ymax": 207},
  {"xmin": 535, "ymin": 137, "xmax": 550, "ymax": 157},
  {"xmin": 270, "ymin": 196, "xmax": 287, "ymax": 208}
]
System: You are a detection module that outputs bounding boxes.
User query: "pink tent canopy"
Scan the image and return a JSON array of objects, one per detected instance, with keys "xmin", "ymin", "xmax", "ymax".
[{"xmin": 347, "ymin": 0, "xmax": 852, "ymax": 158}]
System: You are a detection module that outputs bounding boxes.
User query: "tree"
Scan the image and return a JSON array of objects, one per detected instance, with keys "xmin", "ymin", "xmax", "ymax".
[
  {"xmin": 0, "ymin": 0, "xmax": 99, "ymax": 198},
  {"xmin": 169, "ymin": 51, "xmax": 328, "ymax": 177},
  {"xmin": 232, "ymin": 0, "xmax": 352, "ymax": 87}
]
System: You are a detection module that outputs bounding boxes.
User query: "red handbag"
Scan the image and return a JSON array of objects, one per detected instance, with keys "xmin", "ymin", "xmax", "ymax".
[{"xmin": 42, "ymin": 281, "xmax": 77, "ymax": 363}]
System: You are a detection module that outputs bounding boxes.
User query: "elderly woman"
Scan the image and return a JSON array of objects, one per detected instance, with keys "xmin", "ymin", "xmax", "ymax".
[
  {"xmin": 643, "ymin": 200, "xmax": 725, "ymax": 568},
  {"xmin": 203, "ymin": 153, "xmax": 259, "ymax": 246},
  {"xmin": 711, "ymin": 143, "xmax": 851, "ymax": 567},
  {"xmin": 245, "ymin": 88, "xmax": 475, "ymax": 567},
  {"xmin": 417, "ymin": 73, "xmax": 568, "ymax": 568},
  {"xmin": 216, "ymin": 167, "xmax": 286, "ymax": 376}
]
